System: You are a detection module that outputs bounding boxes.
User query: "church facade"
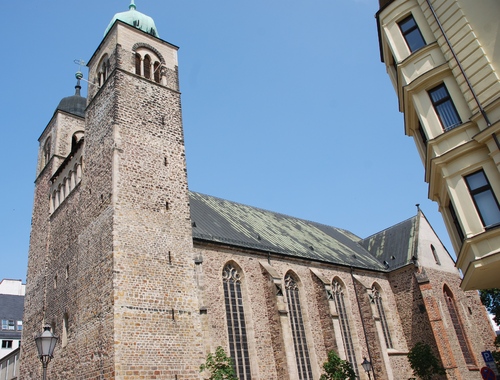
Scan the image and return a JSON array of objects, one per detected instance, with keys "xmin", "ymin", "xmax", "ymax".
[{"xmin": 21, "ymin": 3, "xmax": 495, "ymax": 379}]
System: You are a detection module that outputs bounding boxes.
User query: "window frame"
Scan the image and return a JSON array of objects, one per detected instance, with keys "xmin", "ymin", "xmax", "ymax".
[
  {"xmin": 464, "ymin": 170, "xmax": 500, "ymax": 228},
  {"xmin": 222, "ymin": 264, "xmax": 252, "ymax": 380},
  {"xmin": 428, "ymin": 83, "xmax": 462, "ymax": 131},
  {"xmin": 285, "ymin": 273, "xmax": 313, "ymax": 380},
  {"xmin": 398, "ymin": 14, "xmax": 426, "ymax": 53}
]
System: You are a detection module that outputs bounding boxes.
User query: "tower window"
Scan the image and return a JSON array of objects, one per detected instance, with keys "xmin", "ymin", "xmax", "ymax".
[
  {"xmin": 222, "ymin": 264, "xmax": 252, "ymax": 380},
  {"xmin": 285, "ymin": 273, "xmax": 313, "ymax": 380},
  {"xmin": 398, "ymin": 15, "xmax": 426, "ymax": 52},
  {"xmin": 135, "ymin": 53, "xmax": 142, "ymax": 76},
  {"xmin": 144, "ymin": 55, "xmax": 151, "ymax": 79},
  {"xmin": 465, "ymin": 170, "xmax": 500, "ymax": 228},
  {"xmin": 428, "ymin": 84, "xmax": 461, "ymax": 131}
]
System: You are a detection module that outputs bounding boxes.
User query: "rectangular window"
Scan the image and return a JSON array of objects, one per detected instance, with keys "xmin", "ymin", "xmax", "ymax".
[
  {"xmin": 428, "ymin": 84, "xmax": 461, "ymax": 131},
  {"xmin": 17, "ymin": 321, "xmax": 22, "ymax": 331},
  {"xmin": 398, "ymin": 15, "xmax": 426, "ymax": 52},
  {"xmin": 465, "ymin": 170, "xmax": 500, "ymax": 228},
  {"xmin": 449, "ymin": 201, "xmax": 465, "ymax": 241},
  {"xmin": 2, "ymin": 320, "xmax": 15, "ymax": 330},
  {"xmin": 1, "ymin": 340, "xmax": 13, "ymax": 349}
]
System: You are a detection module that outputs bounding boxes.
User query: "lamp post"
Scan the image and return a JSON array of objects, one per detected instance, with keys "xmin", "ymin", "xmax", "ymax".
[
  {"xmin": 35, "ymin": 325, "xmax": 58, "ymax": 380},
  {"xmin": 361, "ymin": 357, "xmax": 373, "ymax": 380}
]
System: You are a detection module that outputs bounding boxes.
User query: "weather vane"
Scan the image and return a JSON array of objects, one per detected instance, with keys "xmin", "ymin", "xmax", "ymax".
[{"xmin": 74, "ymin": 59, "xmax": 86, "ymax": 80}]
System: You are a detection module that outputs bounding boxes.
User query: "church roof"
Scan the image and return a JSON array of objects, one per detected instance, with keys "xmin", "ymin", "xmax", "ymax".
[
  {"xmin": 189, "ymin": 191, "xmax": 387, "ymax": 271},
  {"xmin": 104, "ymin": 1, "xmax": 159, "ymax": 38},
  {"xmin": 359, "ymin": 215, "xmax": 419, "ymax": 270},
  {"xmin": 56, "ymin": 81, "xmax": 86, "ymax": 118}
]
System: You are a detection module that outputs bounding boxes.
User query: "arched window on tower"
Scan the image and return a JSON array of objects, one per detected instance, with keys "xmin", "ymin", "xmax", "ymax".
[
  {"xmin": 443, "ymin": 286, "xmax": 475, "ymax": 366},
  {"xmin": 154, "ymin": 61, "xmax": 161, "ymax": 83},
  {"xmin": 371, "ymin": 284, "xmax": 393, "ymax": 349},
  {"xmin": 222, "ymin": 263, "xmax": 252, "ymax": 380},
  {"xmin": 284, "ymin": 273, "xmax": 313, "ymax": 380},
  {"xmin": 97, "ymin": 55, "xmax": 110, "ymax": 86},
  {"xmin": 143, "ymin": 55, "xmax": 151, "ymax": 79},
  {"xmin": 332, "ymin": 279, "xmax": 358, "ymax": 376},
  {"xmin": 135, "ymin": 53, "xmax": 142, "ymax": 76},
  {"xmin": 43, "ymin": 137, "xmax": 51, "ymax": 167}
]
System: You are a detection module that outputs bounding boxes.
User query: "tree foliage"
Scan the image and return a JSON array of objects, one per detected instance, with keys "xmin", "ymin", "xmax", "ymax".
[
  {"xmin": 200, "ymin": 346, "xmax": 238, "ymax": 380},
  {"xmin": 319, "ymin": 350, "xmax": 356, "ymax": 380},
  {"xmin": 480, "ymin": 288, "xmax": 500, "ymax": 326},
  {"xmin": 407, "ymin": 342, "xmax": 446, "ymax": 380}
]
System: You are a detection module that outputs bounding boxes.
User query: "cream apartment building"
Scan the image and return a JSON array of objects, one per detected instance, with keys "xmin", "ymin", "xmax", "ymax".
[{"xmin": 376, "ymin": 0, "xmax": 500, "ymax": 290}]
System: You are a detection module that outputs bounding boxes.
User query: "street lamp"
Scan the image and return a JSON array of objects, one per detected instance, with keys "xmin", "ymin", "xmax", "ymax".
[
  {"xmin": 35, "ymin": 325, "xmax": 58, "ymax": 380},
  {"xmin": 361, "ymin": 357, "xmax": 373, "ymax": 380}
]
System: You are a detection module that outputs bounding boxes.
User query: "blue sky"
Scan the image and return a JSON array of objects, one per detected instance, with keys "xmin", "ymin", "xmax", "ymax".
[{"xmin": 0, "ymin": 0, "xmax": 454, "ymax": 282}]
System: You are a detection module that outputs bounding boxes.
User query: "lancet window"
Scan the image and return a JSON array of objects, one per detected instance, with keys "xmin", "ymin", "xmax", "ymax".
[
  {"xmin": 222, "ymin": 264, "xmax": 252, "ymax": 380},
  {"xmin": 332, "ymin": 280, "xmax": 358, "ymax": 375},
  {"xmin": 285, "ymin": 273, "xmax": 313, "ymax": 380},
  {"xmin": 443, "ymin": 286, "xmax": 475, "ymax": 366},
  {"xmin": 97, "ymin": 55, "xmax": 110, "ymax": 86},
  {"xmin": 371, "ymin": 285, "xmax": 393, "ymax": 348}
]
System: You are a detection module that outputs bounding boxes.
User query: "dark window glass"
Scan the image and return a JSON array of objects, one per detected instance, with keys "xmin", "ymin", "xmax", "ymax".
[
  {"xmin": 332, "ymin": 281, "xmax": 358, "ymax": 376},
  {"xmin": 223, "ymin": 264, "xmax": 252, "ymax": 380},
  {"xmin": 1, "ymin": 340, "xmax": 13, "ymax": 349},
  {"xmin": 144, "ymin": 55, "xmax": 151, "ymax": 79},
  {"xmin": 285, "ymin": 274, "xmax": 313, "ymax": 380},
  {"xmin": 431, "ymin": 245, "xmax": 441, "ymax": 265},
  {"xmin": 398, "ymin": 15, "xmax": 426, "ymax": 52},
  {"xmin": 135, "ymin": 53, "xmax": 141, "ymax": 75},
  {"xmin": 418, "ymin": 121, "xmax": 428, "ymax": 147},
  {"xmin": 444, "ymin": 287, "xmax": 475, "ymax": 366},
  {"xmin": 465, "ymin": 170, "xmax": 500, "ymax": 227},
  {"xmin": 428, "ymin": 84, "xmax": 461, "ymax": 131},
  {"xmin": 154, "ymin": 62, "xmax": 161, "ymax": 83},
  {"xmin": 449, "ymin": 201, "xmax": 464, "ymax": 241}
]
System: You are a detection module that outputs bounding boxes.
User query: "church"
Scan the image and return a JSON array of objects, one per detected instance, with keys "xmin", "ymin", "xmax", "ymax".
[{"xmin": 21, "ymin": 2, "xmax": 496, "ymax": 379}]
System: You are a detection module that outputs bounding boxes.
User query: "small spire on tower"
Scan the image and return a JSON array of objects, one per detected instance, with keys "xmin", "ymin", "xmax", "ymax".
[{"xmin": 129, "ymin": 0, "xmax": 137, "ymax": 10}]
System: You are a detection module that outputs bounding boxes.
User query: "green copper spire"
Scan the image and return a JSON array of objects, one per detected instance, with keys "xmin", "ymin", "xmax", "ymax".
[{"xmin": 104, "ymin": 1, "xmax": 159, "ymax": 38}]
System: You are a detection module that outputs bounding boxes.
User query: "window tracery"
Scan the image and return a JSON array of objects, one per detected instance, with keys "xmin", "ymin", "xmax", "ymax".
[
  {"xmin": 222, "ymin": 264, "xmax": 252, "ymax": 379},
  {"xmin": 285, "ymin": 273, "xmax": 313, "ymax": 380},
  {"xmin": 332, "ymin": 280, "xmax": 358, "ymax": 375},
  {"xmin": 443, "ymin": 286, "xmax": 475, "ymax": 366},
  {"xmin": 371, "ymin": 285, "xmax": 393, "ymax": 349}
]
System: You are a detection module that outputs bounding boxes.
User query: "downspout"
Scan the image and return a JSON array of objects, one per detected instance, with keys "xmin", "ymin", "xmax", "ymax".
[
  {"xmin": 425, "ymin": 0, "xmax": 491, "ymax": 127},
  {"xmin": 351, "ymin": 267, "xmax": 377, "ymax": 380}
]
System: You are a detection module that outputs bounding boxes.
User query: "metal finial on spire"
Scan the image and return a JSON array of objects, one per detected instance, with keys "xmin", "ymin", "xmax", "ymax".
[{"xmin": 129, "ymin": 0, "xmax": 137, "ymax": 10}]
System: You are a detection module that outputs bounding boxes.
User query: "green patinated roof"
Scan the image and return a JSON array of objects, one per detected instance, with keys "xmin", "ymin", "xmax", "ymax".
[
  {"xmin": 104, "ymin": 1, "xmax": 159, "ymax": 38},
  {"xmin": 360, "ymin": 215, "xmax": 419, "ymax": 270},
  {"xmin": 189, "ymin": 191, "xmax": 387, "ymax": 271}
]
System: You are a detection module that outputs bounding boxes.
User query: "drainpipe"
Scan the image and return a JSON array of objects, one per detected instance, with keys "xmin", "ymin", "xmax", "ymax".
[
  {"xmin": 351, "ymin": 267, "xmax": 377, "ymax": 380},
  {"xmin": 425, "ymin": 0, "xmax": 491, "ymax": 127}
]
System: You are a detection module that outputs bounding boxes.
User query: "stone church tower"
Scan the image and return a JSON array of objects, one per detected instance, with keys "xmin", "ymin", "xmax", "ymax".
[
  {"xmin": 21, "ymin": 2, "xmax": 203, "ymax": 379},
  {"xmin": 21, "ymin": 2, "xmax": 497, "ymax": 380}
]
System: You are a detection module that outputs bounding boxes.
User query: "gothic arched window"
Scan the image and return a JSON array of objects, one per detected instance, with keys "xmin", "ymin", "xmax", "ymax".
[
  {"xmin": 97, "ymin": 55, "xmax": 110, "ymax": 86},
  {"xmin": 332, "ymin": 279, "xmax": 358, "ymax": 375},
  {"xmin": 222, "ymin": 264, "xmax": 252, "ymax": 380},
  {"xmin": 285, "ymin": 273, "xmax": 313, "ymax": 380},
  {"xmin": 443, "ymin": 286, "xmax": 475, "ymax": 366},
  {"xmin": 371, "ymin": 284, "xmax": 393, "ymax": 349}
]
